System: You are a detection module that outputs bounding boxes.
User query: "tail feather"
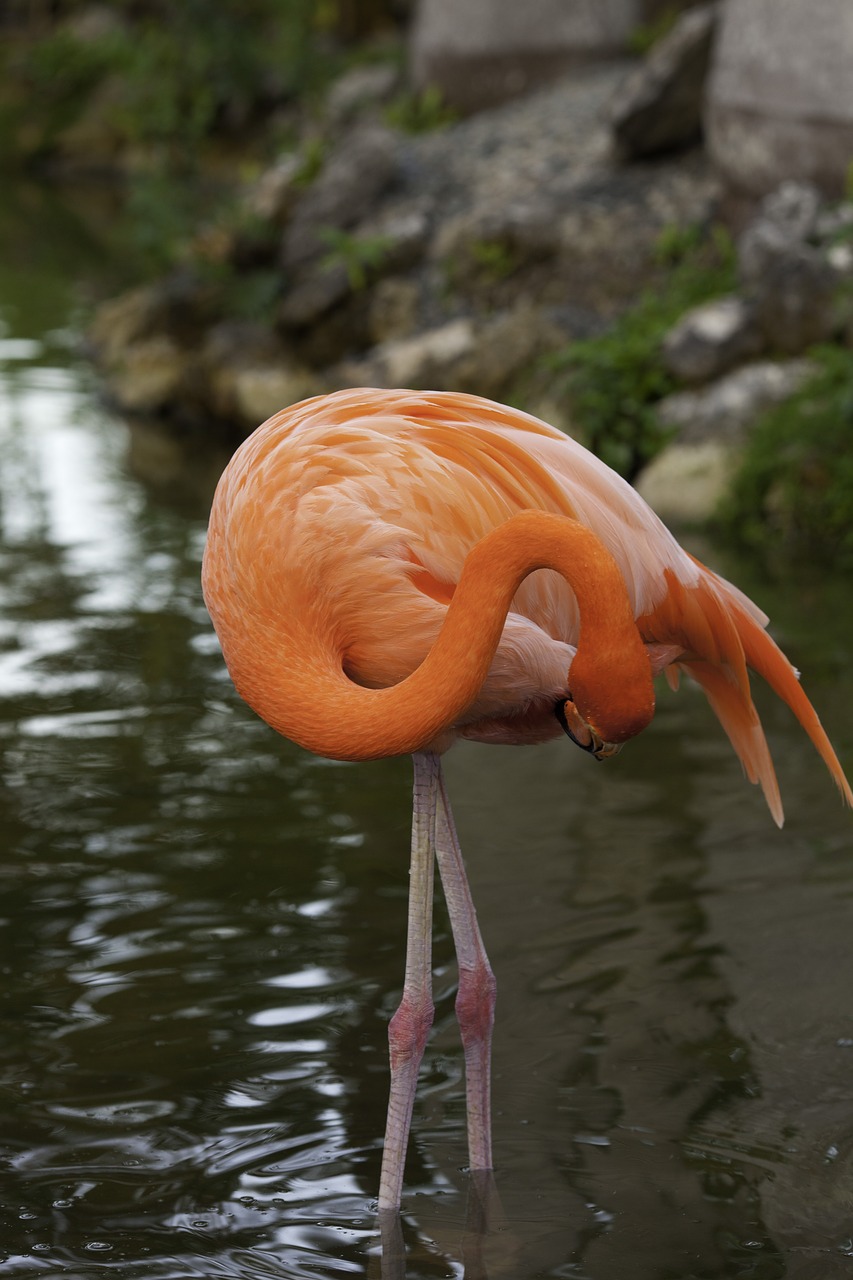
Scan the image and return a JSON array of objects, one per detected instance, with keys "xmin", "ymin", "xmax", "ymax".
[
  {"xmin": 640, "ymin": 564, "xmax": 852, "ymax": 822},
  {"xmin": 680, "ymin": 658, "xmax": 784, "ymax": 827},
  {"xmin": 733, "ymin": 601, "xmax": 853, "ymax": 811}
]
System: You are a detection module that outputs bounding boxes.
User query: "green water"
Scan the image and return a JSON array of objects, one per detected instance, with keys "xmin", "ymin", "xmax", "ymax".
[{"xmin": 1, "ymin": 183, "xmax": 852, "ymax": 1280}]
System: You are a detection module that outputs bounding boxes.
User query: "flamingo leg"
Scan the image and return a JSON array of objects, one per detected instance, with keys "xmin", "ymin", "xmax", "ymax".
[
  {"xmin": 435, "ymin": 762, "xmax": 496, "ymax": 1173},
  {"xmin": 378, "ymin": 751, "xmax": 439, "ymax": 1210}
]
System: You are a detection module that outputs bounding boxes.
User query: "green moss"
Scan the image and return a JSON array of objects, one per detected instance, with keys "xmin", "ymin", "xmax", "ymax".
[
  {"xmin": 718, "ymin": 346, "xmax": 853, "ymax": 570},
  {"xmin": 541, "ymin": 227, "xmax": 736, "ymax": 480}
]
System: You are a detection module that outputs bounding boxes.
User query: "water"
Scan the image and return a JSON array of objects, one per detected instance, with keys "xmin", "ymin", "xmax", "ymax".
[{"xmin": 1, "ymin": 184, "xmax": 852, "ymax": 1280}]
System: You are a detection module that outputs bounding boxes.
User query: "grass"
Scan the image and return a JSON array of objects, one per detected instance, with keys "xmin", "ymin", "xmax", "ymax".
[
  {"xmin": 718, "ymin": 345, "xmax": 853, "ymax": 570},
  {"xmin": 541, "ymin": 226, "xmax": 737, "ymax": 480}
]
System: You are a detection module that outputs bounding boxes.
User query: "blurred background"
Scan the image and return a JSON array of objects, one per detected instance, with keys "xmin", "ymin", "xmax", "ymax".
[{"xmin": 1, "ymin": 2, "xmax": 852, "ymax": 1276}]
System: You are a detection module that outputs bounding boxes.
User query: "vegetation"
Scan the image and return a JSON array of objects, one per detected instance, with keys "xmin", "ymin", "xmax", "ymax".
[
  {"xmin": 0, "ymin": 2, "xmax": 401, "ymax": 270},
  {"xmin": 2, "ymin": 3, "xmax": 327, "ymax": 165},
  {"xmin": 384, "ymin": 85, "xmax": 457, "ymax": 134},
  {"xmin": 627, "ymin": 6, "xmax": 683, "ymax": 56},
  {"xmin": 719, "ymin": 346, "xmax": 853, "ymax": 571},
  {"xmin": 318, "ymin": 227, "xmax": 393, "ymax": 290},
  {"xmin": 541, "ymin": 226, "xmax": 736, "ymax": 480}
]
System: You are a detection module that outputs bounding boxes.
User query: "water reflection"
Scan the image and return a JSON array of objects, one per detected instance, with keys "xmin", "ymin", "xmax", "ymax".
[{"xmin": 1, "ymin": 189, "xmax": 852, "ymax": 1278}]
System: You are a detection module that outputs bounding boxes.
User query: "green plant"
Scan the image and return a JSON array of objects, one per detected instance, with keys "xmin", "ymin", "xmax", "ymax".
[
  {"xmin": 469, "ymin": 239, "xmax": 519, "ymax": 282},
  {"xmin": 318, "ymin": 227, "xmax": 393, "ymax": 290},
  {"xmin": 718, "ymin": 346, "xmax": 853, "ymax": 570},
  {"xmin": 542, "ymin": 229, "xmax": 736, "ymax": 479},
  {"xmin": 385, "ymin": 85, "xmax": 457, "ymax": 134},
  {"xmin": 292, "ymin": 136, "xmax": 328, "ymax": 189},
  {"xmin": 628, "ymin": 6, "xmax": 682, "ymax": 56},
  {"xmin": 654, "ymin": 221, "xmax": 704, "ymax": 266},
  {"xmin": 0, "ymin": 1, "xmax": 336, "ymax": 264}
]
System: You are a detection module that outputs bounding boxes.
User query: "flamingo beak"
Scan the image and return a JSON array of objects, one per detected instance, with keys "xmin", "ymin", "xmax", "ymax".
[{"xmin": 556, "ymin": 698, "xmax": 623, "ymax": 761}]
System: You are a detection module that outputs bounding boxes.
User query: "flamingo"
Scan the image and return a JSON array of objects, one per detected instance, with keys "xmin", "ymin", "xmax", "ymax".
[{"xmin": 201, "ymin": 386, "xmax": 851, "ymax": 1210}]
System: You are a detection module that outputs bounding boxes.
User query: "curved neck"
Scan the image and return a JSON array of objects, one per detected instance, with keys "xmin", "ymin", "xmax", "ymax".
[{"xmin": 217, "ymin": 510, "xmax": 654, "ymax": 761}]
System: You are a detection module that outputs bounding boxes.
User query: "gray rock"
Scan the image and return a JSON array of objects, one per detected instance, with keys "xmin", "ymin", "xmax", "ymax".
[
  {"xmin": 199, "ymin": 322, "xmax": 286, "ymax": 420},
  {"xmin": 637, "ymin": 355, "xmax": 819, "ymax": 522},
  {"xmin": 706, "ymin": 0, "xmax": 853, "ymax": 199},
  {"xmin": 634, "ymin": 440, "xmax": 737, "ymax": 523},
  {"xmin": 656, "ymin": 358, "xmax": 817, "ymax": 444},
  {"xmin": 661, "ymin": 294, "xmax": 763, "ymax": 384},
  {"xmin": 827, "ymin": 241, "xmax": 853, "ymax": 280},
  {"xmin": 278, "ymin": 261, "xmax": 352, "ymax": 330},
  {"xmin": 326, "ymin": 63, "xmax": 401, "ymax": 125},
  {"xmin": 759, "ymin": 181, "xmax": 822, "ymax": 242},
  {"xmin": 281, "ymin": 125, "xmax": 399, "ymax": 270},
  {"xmin": 244, "ymin": 152, "xmax": 305, "ymax": 225},
  {"xmin": 339, "ymin": 318, "xmax": 477, "ymax": 388},
  {"xmin": 450, "ymin": 305, "xmax": 565, "ymax": 399},
  {"xmin": 106, "ymin": 336, "xmax": 191, "ymax": 414},
  {"xmin": 435, "ymin": 200, "xmax": 560, "ymax": 288},
  {"xmin": 736, "ymin": 182, "xmax": 839, "ymax": 352},
  {"xmin": 610, "ymin": 3, "xmax": 718, "ymax": 159},
  {"xmin": 752, "ymin": 245, "xmax": 837, "ymax": 354},
  {"xmin": 368, "ymin": 278, "xmax": 422, "ymax": 344},
  {"xmin": 88, "ymin": 274, "xmax": 216, "ymax": 369},
  {"xmin": 279, "ymin": 205, "xmax": 431, "ymax": 330},
  {"xmin": 737, "ymin": 181, "xmax": 823, "ymax": 285},
  {"xmin": 410, "ymin": 0, "xmax": 697, "ymax": 114},
  {"xmin": 336, "ymin": 304, "xmax": 562, "ymax": 399},
  {"xmin": 816, "ymin": 202, "xmax": 853, "ymax": 242},
  {"xmin": 231, "ymin": 363, "xmax": 323, "ymax": 428}
]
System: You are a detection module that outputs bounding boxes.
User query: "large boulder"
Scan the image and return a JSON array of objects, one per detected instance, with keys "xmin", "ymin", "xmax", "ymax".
[
  {"xmin": 610, "ymin": 3, "xmax": 718, "ymax": 159},
  {"xmin": 410, "ymin": 0, "xmax": 700, "ymax": 114},
  {"xmin": 706, "ymin": 0, "xmax": 853, "ymax": 202}
]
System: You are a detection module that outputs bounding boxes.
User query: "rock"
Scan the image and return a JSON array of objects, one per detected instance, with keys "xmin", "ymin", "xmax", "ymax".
[
  {"xmin": 655, "ymin": 358, "xmax": 817, "ymax": 444},
  {"xmin": 736, "ymin": 183, "xmax": 839, "ymax": 353},
  {"xmin": 410, "ymin": 0, "xmax": 698, "ymax": 114},
  {"xmin": 610, "ymin": 3, "xmax": 718, "ymax": 159},
  {"xmin": 279, "ymin": 260, "xmax": 352, "ymax": 329},
  {"xmin": 368, "ymin": 278, "xmax": 422, "ymax": 344},
  {"xmin": 706, "ymin": 0, "xmax": 853, "ymax": 200},
  {"xmin": 816, "ymin": 202, "xmax": 853, "ymax": 243},
  {"xmin": 661, "ymin": 294, "xmax": 763, "ymax": 384},
  {"xmin": 199, "ymin": 321, "xmax": 285, "ymax": 420},
  {"xmin": 637, "ymin": 352, "xmax": 819, "ymax": 522},
  {"xmin": 758, "ymin": 181, "xmax": 822, "ymax": 243},
  {"xmin": 231, "ymin": 364, "xmax": 323, "ymax": 428},
  {"xmin": 752, "ymin": 245, "xmax": 837, "ymax": 354},
  {"xmin": 244, "ymin": 152, "xmax": 305, "ymax": 225},
  {"xmin": 436, "ymin": 200, "xmax": 560, "ymax": 289},
  {"xmin": 338, "ymin": 318, "xmax": 477, "ymax": 388},
  {"xmin": 326, "ymin": 63, "xmax": 401, "ymax": 125},
  {"xmin": 88, "ymin": 274, "xmax": 217, "ymax": 369},
  {"xmin": 106, "ymin": 335, "xmax": 191, "ymax": 414},
  {"xmin": 279, "ymin": 205, "xmax": 431, "ymax": 330},
  {"xmin": 61, "ymin": 4, "xmax": 128, "ymax": 42},
  {"xmin": 634, "ymin": 440, "xmax": 737, "ymax": 523},
  {"xmin": 337, "ymin": 305, "xmax": 563, "ymax": 399},
  {"xmin": 281, "ymin": 125, "xmax": 399, "ymax": 270},
  {"xmin": 450, "ymin": 305, "xmax": 565, "ymax": 399},
  {"xmin": 827, "ymin": 241, "xmax": 853, "ymax": 280},
  {"xmin": 737, "ymin": 181, "xmax": 822, "ymax": 284}
]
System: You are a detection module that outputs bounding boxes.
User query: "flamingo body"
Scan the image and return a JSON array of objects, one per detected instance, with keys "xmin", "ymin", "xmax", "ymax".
[{"xmin": 202, "ymin": 387, "xmax": 851, "ymax": 1208}]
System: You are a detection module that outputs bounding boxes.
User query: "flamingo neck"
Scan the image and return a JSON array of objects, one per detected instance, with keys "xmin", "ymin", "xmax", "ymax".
[{"xmin": 208, "ymin": 510, "xmax": 654, "ymax": 761}]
